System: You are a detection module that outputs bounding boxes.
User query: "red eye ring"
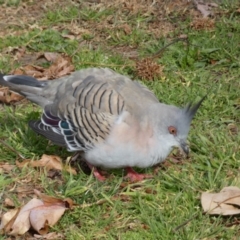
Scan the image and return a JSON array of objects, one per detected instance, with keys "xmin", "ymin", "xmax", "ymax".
[{"xmin": 168, "ymin": 126, "xmax": 177, "ymax": 135}]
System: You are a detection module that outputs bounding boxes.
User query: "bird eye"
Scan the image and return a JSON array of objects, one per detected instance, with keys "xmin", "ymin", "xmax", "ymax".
[{"xmin": 168, "ymin": 126, "xmax": 177, "ymax": 135}]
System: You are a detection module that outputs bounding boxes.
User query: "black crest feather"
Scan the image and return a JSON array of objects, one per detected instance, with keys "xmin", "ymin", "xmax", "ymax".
[{"xmin": 184, "ymin": 95, "xmax": 206, "ymax": 120}]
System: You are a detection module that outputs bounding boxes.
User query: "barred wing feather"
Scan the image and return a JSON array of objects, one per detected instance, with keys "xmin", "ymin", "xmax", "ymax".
[{"xmin": 28, "ymin": 68, "xmax": 158, "ymax": 151}]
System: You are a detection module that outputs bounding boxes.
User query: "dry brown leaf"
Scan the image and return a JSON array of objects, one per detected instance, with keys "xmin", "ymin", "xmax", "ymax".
[
  {"xmin": 11, "ymin": 52, "xmax": 74, "ymax": 81},
  {"xmin": 16, "ymin": 154, "xmax": 77, "ymax": 175},
  {"xmin": 190, "ymin": 18, "xmax": 215, "ymax": 30},
  {"xmin": 30, "ymin": 154, "xmax": 62, "ymax": 170},
  {"xmin": 0, "ymin": 199, "xmax": 43, "ymax": 236},
  {"xmin": 122, "ymin": 24, "xmax": 132, "ymax": 34},
  {"xmin": 15, "ymin": 159, "xmax": 31, "ymax": 168},
  {"xmin": 0, "ymin": 208, "xmax": 19, "ymax": 234},
  {"xmin": 44, "ymin": 54, "xmax": 74, "ymax": 80},
  {"xmin": 34, "ymin": 189, "xmax": 74, "ymax": 209},
  {"xmin": 193, "ymin": 0, "xmax": 217, "ymax": 18},
  {"xmin": 8, "ymin": 92, "xmax": 24, "ymax": 102},
  {"xmin": 3, "ymin": 46, "xmax": 26, "ymax": 61},
  {"xmin": 42, "ymin": 52, "xmax": 59, "ymax": 62},
  {"xmin": 201, "ymin": 186, "xmax": 240, "ymax": 215},
  {"xmin": 29, "ymin": 190, "xmax": 73, "ymax": 235},
  {"xmin": 10, "ymin": 199, "xmax": 44, "ymax": 236},
  {"xmin": 12, "ymin": 65, "xmax": 45, "ymax": 78},
  {"xmin": 12, "ymin": 68, "xmax": 25, "ymax": 75},
  {"xmin": 61, "ymin": 33, "xmax": 76, "ymax": 40},
  {"xmin": 0, "ymin": 162, "xmax": 15, "ymax": 172},
  {"xmin": 0, "ymin": 190, "xmax": 74, "ymax": 236},
  {"xmin": 57, "ymin": 64, "xmax": 75, "ymax": 78},
  {"xmin": 227, "ymin": 123, "xmax": 238, "ymax": 135},
  {"xmin": 0, "ymin": 88, "xmax": 24, "ymax": 104},
  {"xmin": 30, "ymin": 205, "xmax": 66, "ymax": 234},
  {"xmin": 4, "ymin": 198, "xmax": 15, "ymax": 207},
  {"xmin": 33, "ymin": 232, "xmax": 65, "ymax": 239}
]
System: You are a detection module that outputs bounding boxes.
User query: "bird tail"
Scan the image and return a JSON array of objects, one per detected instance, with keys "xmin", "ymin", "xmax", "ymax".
[{"xmin": 0, "ymin": 74, "xmax": 49, "ymax": 106}]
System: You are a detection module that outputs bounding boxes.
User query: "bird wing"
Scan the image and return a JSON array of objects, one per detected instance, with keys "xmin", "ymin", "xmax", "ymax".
[{"xmin": 30, "ymin": 68, "xmax": 159, "ymax": 151}]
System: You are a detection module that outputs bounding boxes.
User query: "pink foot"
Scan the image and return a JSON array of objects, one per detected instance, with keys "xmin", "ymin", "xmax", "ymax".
[
  {"xmin": 86, "ymin": 163, "xmax": 106, "ymax": 181},
  {"xmin": 92, "ymin": 168, "xmax": 106, "ymax": 181},
  {"xmin": 125, "ymin": 167, "xmax": 153, "ymax": 182}
]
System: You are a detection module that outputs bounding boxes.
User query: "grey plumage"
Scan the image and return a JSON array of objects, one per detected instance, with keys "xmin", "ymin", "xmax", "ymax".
[{"xmin": 0, "ymin": 68, "xmax": 204, "ymax": 180}]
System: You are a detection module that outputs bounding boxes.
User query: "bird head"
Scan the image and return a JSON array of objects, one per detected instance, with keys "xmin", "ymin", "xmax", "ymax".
[{"xmin": 156, "ymin": 96, "xmax": 205, "ymax": 156}]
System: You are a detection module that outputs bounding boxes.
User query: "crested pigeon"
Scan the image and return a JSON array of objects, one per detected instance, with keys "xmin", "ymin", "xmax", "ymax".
[{"xmin": 0, "ymin": 68, "xmax": 204, "ymax": 181}]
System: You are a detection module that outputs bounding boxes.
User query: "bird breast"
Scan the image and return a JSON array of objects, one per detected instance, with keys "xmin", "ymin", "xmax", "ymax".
[{"xmin": 85, "ymin": 112, "xmax": 170, "ymax": 168}]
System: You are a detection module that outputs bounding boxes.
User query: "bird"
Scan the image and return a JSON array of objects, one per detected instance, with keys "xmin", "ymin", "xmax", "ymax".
[{"xmin": 0, "ymin": 68, "xmax": 205, "ymax": 181}]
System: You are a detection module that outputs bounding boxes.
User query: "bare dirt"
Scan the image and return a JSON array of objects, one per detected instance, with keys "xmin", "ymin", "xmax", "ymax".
[
  {"xmin": 0, "ymin": 0, "xmax": 218, "ymax": 83},
  {"xmin": 0, "ymin": 0, "xmax": 212, "ymax": 45}
]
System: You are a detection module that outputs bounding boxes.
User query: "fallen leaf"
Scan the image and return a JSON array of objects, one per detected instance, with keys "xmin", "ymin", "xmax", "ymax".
[
  {"xmin": 122, "ymin": 24, "xmax": 132, "ymax": 35},
  {"xmin": 11, "ymin": 53, "xmax": 74, "ymax": 81},
  {"xmin": 34, "ymin": 189, "xmax": 74, "ymax": 209},
  {"xmin": 3, "ymin": 46, "xmax": 26, "ymax": 61},
  {"xmin": 227, "ymin": 123, "xmax": 238, "ymax": 135},
  {"xmin": 16, "ymin": 154, "xmax": 77, "ymax": 175},
  {"xmin": 0, "ymin": 88, "xmax": 24, "ymax": 104},
  {"xmin": 8, "ymin": 92, "xmax": 24, "ymax": 102},
  {"xmin": 44, "ymin": 54, "xmax": 74, "ymax": 80},
  {"xmin": 30, "ymin": 190, "xmax": 74, "ymax": 234},
  {"xmin": 0, "ymin": 162, "xmax": 15, "ymax": 172},
  {"xmin": 4, "ymin": 198, "xmax": 15, "ymax": 207},
  {"xmin": 0, "ymin": 199, "xmax": 43, "ymax": 236},
  {"xmin": 12, "ymin": 68, "xmax": 25, "ymax": 75},
  {"xmin": 12, "ymin": 65, "xmax": 45, "ymax": 78},
  {"xmin": 201, "ymin": 186, "xmax": 240, "ymax": 215},
  {"xmin": 46, "ymin": 169, "xmax": 62, "ymax": 179},
  {"xmin": 33, "ymin": 232, "xmax": 65, "ymax": 239},
  {"xmin": 190, "ymin": 18, "xmax": 215, "ymax": 30},
  {"xmin": 42, "ymin": 52, "xmax": 59, "ymax": 62},
  {"xmin": 30, "ymin": 205, "xmax": 66, "ymax": 234},
  {"xmin": 10, "ymin": 199, "xmax": 44, "ymax": 236},
  {"xmin": 0, "ymin": 208, "xmax": 19, "ymax": 234},
  {"xmin": 61, "ymin": 33, "xmax": 76, "ymax": 40},
  {"xmin": 15, "ymin": 159, "xmax": 31, "ymax": 168},
  {"xmin": 193, "ymin": 0, "xmax": 217, "ymax": 18},
  {"xmin": 57, "ymin": 64, "xmax": 75, "ymax": 78},
  {"xmin": 0, "ymin": 190, "xmax": 75, "ymax": 236}
]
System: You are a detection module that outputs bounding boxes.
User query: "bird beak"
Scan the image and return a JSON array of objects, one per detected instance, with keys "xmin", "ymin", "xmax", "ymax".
[{"xmin": 180, "ymin": 140, "xmax": 189, "ymax": 156}]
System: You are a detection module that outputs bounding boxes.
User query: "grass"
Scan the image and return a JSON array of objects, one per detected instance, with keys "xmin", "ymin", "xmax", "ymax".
[{"xmin": 0, "ymin": 0, "xmax": 240, "ymax": 239}]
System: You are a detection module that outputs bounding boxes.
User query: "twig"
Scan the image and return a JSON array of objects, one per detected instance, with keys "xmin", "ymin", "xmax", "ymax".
[
  {"xmin": 175, "ymin": 192, "xmax": 240, "ymax": 231},
  {"xmin": 70, "ymin": 39, "xmax": 86, "ymax": 58},
  {"xmin": 173, "ymin": 213, "xmax": 198, "ymax": 232},
  {"xmin": 0, "ymin": 139, "xmax": 25, "ymax": 159},
  {"xmin": 78, "ymin": 199, "xmax": 106, "ymax": 209},
  {"xmin": 24, "ymin": 30, "xmax": 43, "ymax": 49},
  {"xmin": 147, "ymin": 36, "xmax": 189, "ymax": 60},
  {"xmin": 78, "ymin": 62, "xmax": 135, "ymax": 68}
]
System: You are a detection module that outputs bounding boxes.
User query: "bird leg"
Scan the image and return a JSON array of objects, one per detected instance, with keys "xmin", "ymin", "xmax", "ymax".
[
  {"xmin": 125, "ymin": 167, "xmax": 153, "ymax": 182},
  {"xmin": 70, "ymin": 153, "xmax": 106, "ymax": 181},
  {"xmin": 69, "ymin": 151, "xmax": 82, "ymax": 163},
  {"xmin": 86, "ymin": 163, "xmax": 106, "ymax": 181}
]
